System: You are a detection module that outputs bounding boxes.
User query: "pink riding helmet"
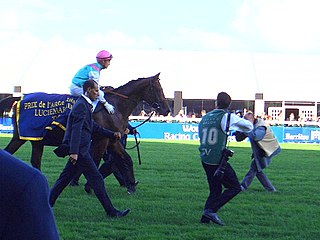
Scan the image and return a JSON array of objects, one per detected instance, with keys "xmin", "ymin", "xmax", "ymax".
[{"xmin": 96, "ymin": 50, "xmax": 113, "ymax": 60}]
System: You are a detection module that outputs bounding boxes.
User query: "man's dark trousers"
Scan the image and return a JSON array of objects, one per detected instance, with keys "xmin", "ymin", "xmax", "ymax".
[
  {"xmin": 50, "ymin": 151, "xmax": 116, "ymax": 215},
  {"xmin": 202, "ymin": 162, "xmax": 241, "ymax": 212}
]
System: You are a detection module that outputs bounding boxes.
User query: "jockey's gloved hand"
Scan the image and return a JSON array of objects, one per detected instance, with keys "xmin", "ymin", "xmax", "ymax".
[{"xmin": 104, "ymin": 102, "xmax": 115, "ymax": 114}]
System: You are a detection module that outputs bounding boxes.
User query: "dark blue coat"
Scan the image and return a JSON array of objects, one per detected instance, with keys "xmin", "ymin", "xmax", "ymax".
[
  {"xmin": 63, "ymin": 95, "xmax": 114, "ymax": 155},
  {"xmin": 0, "ymin": 150, "xmax": 59, "ymax": 240}
]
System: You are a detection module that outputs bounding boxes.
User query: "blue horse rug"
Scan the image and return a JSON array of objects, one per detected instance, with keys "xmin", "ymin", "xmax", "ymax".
[{"xmin": 16, "ymin": 93, "xmax": 77, "ymax": 140}]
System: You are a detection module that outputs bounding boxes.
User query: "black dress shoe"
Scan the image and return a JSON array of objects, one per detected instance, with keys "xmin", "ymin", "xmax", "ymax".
[
  {"xmin": 201, "ymin": 212, "xmax": 224, "ymax": 226},
  {"xmin": 107, "ymin": 208, "xmax": 131, "ymax": 218}
]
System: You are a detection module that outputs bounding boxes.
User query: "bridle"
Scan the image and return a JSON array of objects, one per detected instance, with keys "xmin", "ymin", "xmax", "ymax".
[{"xmin": 147, "ymin": 77, "xmax": 162, "ymax": 110}]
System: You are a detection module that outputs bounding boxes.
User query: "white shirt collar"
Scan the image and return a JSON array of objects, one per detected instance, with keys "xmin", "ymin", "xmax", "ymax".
[{"xmin": 82, "ymin": 94, "xmax": 94, "ymax": 107}]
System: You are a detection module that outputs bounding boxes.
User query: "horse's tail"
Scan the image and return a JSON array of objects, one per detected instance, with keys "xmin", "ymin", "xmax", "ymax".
[{"xmin": 0, "ymin": 96, "xmax": 21, "ymax": 117}]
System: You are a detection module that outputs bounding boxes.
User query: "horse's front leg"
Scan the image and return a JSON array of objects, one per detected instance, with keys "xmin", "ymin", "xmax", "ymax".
[
  {"xmin": 110, "ymin": 142, "xmax": 137, "ymax": 194},
  {"xmin": 30, "ymin": 141, "xmax": 44, "ymax": 170},
  {"xmin": 91, "ymin": 138, "xmax": 109, "ymax": 168}
]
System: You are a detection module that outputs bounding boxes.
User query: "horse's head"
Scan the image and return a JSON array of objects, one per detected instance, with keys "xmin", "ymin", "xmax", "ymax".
[
  {"xmin": 101, "ymin": 73, "xmax": 171, "ymax": 118},
  {"xmin": 141, "ymin": 73, "xmax": 171, "ymax": 116}
]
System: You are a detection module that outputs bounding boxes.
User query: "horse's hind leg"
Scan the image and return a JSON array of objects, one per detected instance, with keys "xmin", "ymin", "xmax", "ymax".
[
  {"xmin": 4, "ymin": 138, "xmax": 26, "ymax": 154},
  {"xmin": 30, "ymin": 141, "xmax": 45, "ymax": 170}
]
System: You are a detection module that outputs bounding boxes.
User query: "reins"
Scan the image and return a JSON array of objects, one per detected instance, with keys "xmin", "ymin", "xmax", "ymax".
[
  {"xmin": 125, "ymin": 111, "xmax": 155, "ymax": 165},
  {"xmin": 132, "ymin": 111, "xmax": 155, "ymax": 129},
  {"xmin": 125, "ymin": 131, "xmax": 142, "ymax": 164}
]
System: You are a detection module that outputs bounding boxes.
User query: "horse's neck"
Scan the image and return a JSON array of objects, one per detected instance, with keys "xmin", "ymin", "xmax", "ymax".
[
  {"xmin": 113, "ymin": 79, "xmax": 148, "ymax": 118},
  {"xmin": 116, "ymin": 99, "xmax": 137, "ymax": 120},
  {"xmin": 110, "ymin": 92, "xmax": 139, "ymax": 120}
]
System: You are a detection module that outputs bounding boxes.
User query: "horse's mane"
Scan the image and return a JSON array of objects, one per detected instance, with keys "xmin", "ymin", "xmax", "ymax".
[
  {"xmin": 109, "ymin": 73, "xmax": 159, "ymax": 94},
  {"xmin": 115, "ymin": 78, "xmax": 146, "ymax": 92}
]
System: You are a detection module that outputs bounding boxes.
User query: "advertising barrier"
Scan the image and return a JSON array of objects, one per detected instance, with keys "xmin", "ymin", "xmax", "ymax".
[
  {"xmin": 1, "ymin": 118, "xmax": 320, "ymax": 143},
  {"xmin": 128, "ymin": 121, "xmax": 320, "ymax": 144},
  {"xmin": 0, "ymin": 118, "xmax": 14, "ymax": 134}
]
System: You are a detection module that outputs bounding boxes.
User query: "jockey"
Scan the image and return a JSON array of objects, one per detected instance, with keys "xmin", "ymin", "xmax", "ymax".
[{"xmin": 70, "ymin": 50, "xmax": 115, "ymax": 114}]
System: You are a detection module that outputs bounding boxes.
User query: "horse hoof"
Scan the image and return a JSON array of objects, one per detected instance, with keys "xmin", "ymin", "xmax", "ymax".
[
  {"xmin": 127, "ymin": 184, "xmax": 137, "ymax": 195},
  {"xmin": 134, "ymin": 180, "xmax": 139, "ymax": 187},
  {"xmin": 127, "ymin": 189, "xmax": 135, "ymax": 195}
]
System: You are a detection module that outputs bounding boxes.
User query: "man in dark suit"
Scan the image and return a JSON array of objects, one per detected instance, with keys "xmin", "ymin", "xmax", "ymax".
[
  {"xmin": 0, "ymin": 149, "xmax": 59, "ymax": 239},
  {"xmin": 49, "ymin": 79, "xmax": 130, "ymax": 218}
]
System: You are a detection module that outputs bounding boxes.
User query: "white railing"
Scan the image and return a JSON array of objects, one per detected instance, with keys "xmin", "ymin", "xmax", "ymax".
[
  {"xmin": 129, "ymin": 115, "xmax": 202, "ymax": 123},
  {"xmin": 129, "ymin": 116, "xmax": 320, "ymax": 127}
]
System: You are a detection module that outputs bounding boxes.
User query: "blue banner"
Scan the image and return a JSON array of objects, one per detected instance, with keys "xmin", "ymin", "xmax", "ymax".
[
  {"xmin": 0, "ymin": 117, "xmax": 14, "ymax": 133},
  {"xmin": 282, "ymin": 127, "xmax": 320, "ymax": 143},
  {"xmin": 128, "ymin": 121, "xmax": 320, "ymax": 144},
  {"xmin": 130, "ymin": 122, "xmax": 200, "ymax": 141}
]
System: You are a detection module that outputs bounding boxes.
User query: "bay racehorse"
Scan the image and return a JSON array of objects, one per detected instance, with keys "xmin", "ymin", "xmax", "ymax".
[{"xmin": 0, "ymin": 73, "xmax": 170, "ymax": 192}]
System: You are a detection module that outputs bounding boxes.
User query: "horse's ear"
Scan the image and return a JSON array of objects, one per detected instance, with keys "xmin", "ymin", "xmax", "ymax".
[{"xmin": 155, "ymin": 72, "xmax": 161, "ymax": 79}]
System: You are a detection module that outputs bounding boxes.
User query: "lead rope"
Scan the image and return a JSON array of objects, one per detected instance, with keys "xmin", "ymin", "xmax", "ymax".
[{"xmin": 126, "ymin": 111, "xmax": 155, "ymax": 165}]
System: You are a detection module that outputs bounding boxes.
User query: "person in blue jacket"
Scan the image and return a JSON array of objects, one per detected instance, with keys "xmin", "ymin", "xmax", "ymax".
[
  {"xmin": 235, "ymin": 111, "xmax": 281, "ymax": 192},
  {"xmin": 70, "ymin": 50, "xmax": 115, "ymax": 113},
  {"xmin": 0, "ymin": 149, "xmax": 60, "ymax": 240}
]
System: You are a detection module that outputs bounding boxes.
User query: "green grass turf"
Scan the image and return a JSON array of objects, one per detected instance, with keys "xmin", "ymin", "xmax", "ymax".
[{"xmin": 1, "ymin": 134, "xmax": 319, "ymax": 240}]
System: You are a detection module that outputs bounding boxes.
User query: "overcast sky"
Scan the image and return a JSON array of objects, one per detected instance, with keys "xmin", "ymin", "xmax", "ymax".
[{"xmin": 1, "ymin": 0, "xmax": 320, "ymax": 101}]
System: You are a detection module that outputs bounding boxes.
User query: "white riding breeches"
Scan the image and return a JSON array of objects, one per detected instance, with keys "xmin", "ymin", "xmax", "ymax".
[{"xmin": 70, "ymin": 83, "xmax": 107, "ymax": 103}]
